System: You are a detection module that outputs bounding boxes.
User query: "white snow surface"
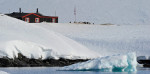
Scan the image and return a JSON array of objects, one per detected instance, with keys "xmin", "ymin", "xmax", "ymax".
[
  {"xmin": 0, "ymin": 14, "xmax": 100, "ymax": 59},
  {"xmin": 36, "ymin": 23, "xmax": 150, "ymax": 57},
  {"xmin": 1, "ymin": 0, "xmax": 150, "ymax": 25},
  {"xmin": 0, "ymin": 71, "xmax": 9, "ymax": 74},
  {"xmin": 62, "ymin": 52, "xmax": 137, "ymax": 72}
]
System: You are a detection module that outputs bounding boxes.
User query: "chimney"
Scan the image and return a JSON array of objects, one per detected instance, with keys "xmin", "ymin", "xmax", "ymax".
[
  {"xmin": 36, "ymin": 8, "xmax": 39, "ymax": 13},
  {"xmin": 19, "ymin": 8, "xmax": 21, "ymax": 13}
]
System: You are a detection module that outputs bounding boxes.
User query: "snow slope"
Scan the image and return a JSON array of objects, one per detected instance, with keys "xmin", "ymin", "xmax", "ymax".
[
  {"xmin": 62, "ymin": 52, "xmax": 137, "ymax": 72},
  {"xmin": 0, "ymin": 14, "xmax": 99, "ymax": 59},
  {"xmin": 36, "ymin": 23, "xmax": 150, "ymax": 57},
  {"xmin": 1, "ymin": 0, "xmax": 150, "ymax": 25}
]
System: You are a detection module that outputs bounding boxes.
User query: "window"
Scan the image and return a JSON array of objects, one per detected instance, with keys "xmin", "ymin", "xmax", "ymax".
[
  {"xmin": 52, "ymin": 18, "xmax": 55, "ymax": 23},
  {"xmin": 25, "ymin": 18, "xmax": 29, "ymax": 23},
  {"xmin": 35, "ymin": 18, "xmax": 40, "ymax": 23}
]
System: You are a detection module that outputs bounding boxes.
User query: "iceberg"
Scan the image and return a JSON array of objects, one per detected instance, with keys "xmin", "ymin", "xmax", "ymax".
[{"xmin": 61, "ymin": 52, "xmax": 137, "ymax": 72}]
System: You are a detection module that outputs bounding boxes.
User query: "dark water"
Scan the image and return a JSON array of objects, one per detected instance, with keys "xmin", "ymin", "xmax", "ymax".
[{"xmin": 0, "ymin": 67, "xmax": 150, "ymax": 74}]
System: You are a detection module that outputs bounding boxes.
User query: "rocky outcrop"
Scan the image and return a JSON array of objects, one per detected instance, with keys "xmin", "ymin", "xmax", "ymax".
[
  {"xmin": 0, "ymin": 53, "xmax": 88, "ymax": 67},
  {"xmin": 138, "ymin": 60, "xmax": 150, "ymax": 68}
]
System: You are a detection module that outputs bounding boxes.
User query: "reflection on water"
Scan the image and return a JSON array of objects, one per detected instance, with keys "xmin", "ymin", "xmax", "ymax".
[{"xmin": 0, "ymin": 67, "xmax": 149, "ymax": 74}]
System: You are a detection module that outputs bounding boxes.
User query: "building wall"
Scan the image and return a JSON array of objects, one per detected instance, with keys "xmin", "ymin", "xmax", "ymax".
[
  {"xmin": 23, "ymin": 14, "xmax": 40, "ymax": 23},
  {"xmin": 56, "ymin": 18, "xmax": 58, "ymax": 23},
  {"xmin": 42, "ymin": 18, "xmax": 52, "ymax": 22},
  {"xmin": 22, "ymin": 14, "xmax": 58, "ymax": 23}
]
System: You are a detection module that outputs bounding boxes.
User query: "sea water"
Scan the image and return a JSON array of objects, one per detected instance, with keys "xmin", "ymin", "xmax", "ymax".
[{"xmin": 0, "ymin": 67, "xmax": 150, "ymax": 74}]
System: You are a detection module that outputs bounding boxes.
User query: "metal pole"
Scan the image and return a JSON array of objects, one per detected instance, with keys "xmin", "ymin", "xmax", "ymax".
[
  {"xmin": 9, "ymin": 9, "xmax": 10, "ymax": 13},
  {"xmin": 74, "ymin": 6, "xmax": 76, "ymax": 22},
  {"xmin": 55, "ymin": 10, "xmax": 56, "ymax": 16}
]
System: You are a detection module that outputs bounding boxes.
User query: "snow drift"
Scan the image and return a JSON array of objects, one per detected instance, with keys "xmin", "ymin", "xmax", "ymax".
[
  {"xmin": 0, "ymin": 14, "xmax": 99, "ymax": 59},
  {"xmin": 61, "ymin": 52, "xmax": 137, "ymax": 72}
]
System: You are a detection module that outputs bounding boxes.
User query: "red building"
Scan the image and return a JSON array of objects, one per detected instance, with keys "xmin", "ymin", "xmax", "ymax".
[{"xmin": 6, "ymin": 8, "xmax": 58, "ymax": 23}]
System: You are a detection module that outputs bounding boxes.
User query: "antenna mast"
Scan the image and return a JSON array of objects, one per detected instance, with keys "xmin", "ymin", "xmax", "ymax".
[
  {"xmin": 74, "ymin": 6, "xmax": 76, "ymax": 22},
  {"xmin": 55, "ymin": 10, "xmax": 56, "ymax": 16},
  {"xmin": 8, "ymin": 9, "xmax": 10, "ymax": 13}
]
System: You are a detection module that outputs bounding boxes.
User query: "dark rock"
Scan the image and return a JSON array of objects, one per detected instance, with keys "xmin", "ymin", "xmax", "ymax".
[
  {"xmin": 137, "ymin": 60, "xmax": 150, "ymax": 68},
  {"xmin": 143, "ymin": 64, "xmax": 150, "ymax": 67},
  {"xmin": 0, "ymin": 53, "xmax": 89, "ymax": 67},
  {"xmin": 138, "ymin": 60, "xmax": 150, "ymax": 64},
  {"xmin": 0, "ymin": 57, "xmax": 14, "ymax": 67}
]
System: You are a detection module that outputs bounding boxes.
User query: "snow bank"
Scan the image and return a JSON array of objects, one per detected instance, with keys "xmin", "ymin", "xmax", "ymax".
[
  {"xmin": 61, "ymin": 52, "xmax": 137, "ymax": 72},
  {"xmin": 4, "ymin": 40, "xmax": 59, "ymax": 59},
  {"xmin": 0, "ymin": 14, "xmax": 100, "ymax": 59},
  {"xmin": 0, "ymin": 71, "xmax": 9, "ymax": 74}
]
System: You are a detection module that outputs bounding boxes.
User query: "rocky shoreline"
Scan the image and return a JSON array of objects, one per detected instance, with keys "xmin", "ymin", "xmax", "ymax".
[{"xmin": 0, "ymin": 53, "xmax": 88, "ymax": 67}]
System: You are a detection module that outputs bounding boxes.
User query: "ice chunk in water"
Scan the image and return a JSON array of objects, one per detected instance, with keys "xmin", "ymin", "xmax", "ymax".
[{"xmin": 61, "ymin": 52, "xmax": 137, "ymax": 72}]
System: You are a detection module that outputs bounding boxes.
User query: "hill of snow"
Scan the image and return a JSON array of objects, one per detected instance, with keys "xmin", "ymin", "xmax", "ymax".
[
  {"xmin": 0, "ymin": 14, "xmax": 99, "ymax": 59},
  {"xmin": 1, "ymin": 0, "xmax": 150, "ymax": 25},
  {"xmin": 36, "ymin": 23, "xmax": 150, "ymax": 57}
]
